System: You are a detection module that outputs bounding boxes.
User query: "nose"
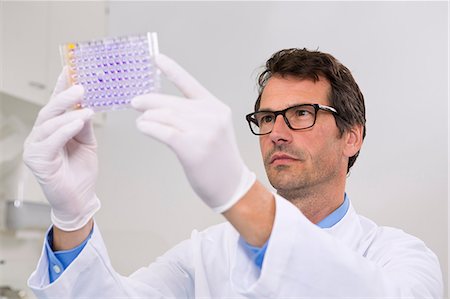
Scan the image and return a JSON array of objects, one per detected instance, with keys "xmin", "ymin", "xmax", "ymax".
[{"xmin": 269, "ymin": 115, "xmax": 292, "ymax": 145}]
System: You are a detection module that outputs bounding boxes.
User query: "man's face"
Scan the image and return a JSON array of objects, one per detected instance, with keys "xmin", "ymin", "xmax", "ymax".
[{"xmin": 259, "ymin": 75, "xmax": 348, "ymax": 198}]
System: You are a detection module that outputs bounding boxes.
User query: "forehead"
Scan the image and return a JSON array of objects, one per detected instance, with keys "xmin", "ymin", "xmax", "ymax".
[{"xmin": 259, "ymin": 75, "xmax": 331, "ymax": 110}]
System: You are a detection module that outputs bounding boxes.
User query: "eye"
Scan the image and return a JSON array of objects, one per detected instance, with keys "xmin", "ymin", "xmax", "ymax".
[
  {"xmin": 256, "ymin": 112, "xmax": 274, "ymax": 125},
  {"xmin": 293, "ymin": 108, "xmax": 312, "ymax": 117},
  {"xmin": 261, "ymin": 115, "xmax": 274, "ymax": 123}
]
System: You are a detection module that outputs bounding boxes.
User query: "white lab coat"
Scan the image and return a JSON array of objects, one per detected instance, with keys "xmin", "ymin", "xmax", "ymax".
[{"xmin": 28, "ymin": 195, "xmax": 443, "ymax": 298}]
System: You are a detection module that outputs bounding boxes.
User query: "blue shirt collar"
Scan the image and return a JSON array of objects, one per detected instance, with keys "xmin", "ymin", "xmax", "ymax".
[{"xmin": 316, "ymin": 193, "xmax": 349, "ymax": 228}]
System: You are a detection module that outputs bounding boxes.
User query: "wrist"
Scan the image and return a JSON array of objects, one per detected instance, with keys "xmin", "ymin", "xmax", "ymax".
[
  {"xmin": 223, "ymin": 181, "xmax": 275, "ymax": 247},
  {"xmin": 212, "ymin": 165, "xmax": 256, "ymax": 213},
  {"xmin": 53, "ymin": 218, "xmax": 94, "ymax": 251},
  {"xmin": 51, "ymin": 194, "xmax": 101, "ymax": 231}
]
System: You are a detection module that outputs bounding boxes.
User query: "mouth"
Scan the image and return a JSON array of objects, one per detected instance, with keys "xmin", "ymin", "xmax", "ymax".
[{"xmin": 270, "ymin": 153, "xmax": 299, "ymax": 165}]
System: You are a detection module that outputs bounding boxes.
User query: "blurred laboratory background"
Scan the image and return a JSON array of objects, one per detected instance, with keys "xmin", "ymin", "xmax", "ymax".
[{"xmin": 0, "ymin": 2, "xmax": 448, "ymax": 298}]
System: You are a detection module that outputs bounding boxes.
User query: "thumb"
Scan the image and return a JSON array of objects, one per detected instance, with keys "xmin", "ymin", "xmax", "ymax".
[
  {"xmin": 51, "ymin": 67, "xmax": 71, "ymax": 98},
  {"xmin": 155, "ymin": 54, "xmax": 212, "ymax": 99},
  {"xmin": 43, "ymin": 119, "xmax": 85, "ymax": 160},
  {"xmin": 74, "ymin": 117, "xmax": 96, "ymax": 146}
]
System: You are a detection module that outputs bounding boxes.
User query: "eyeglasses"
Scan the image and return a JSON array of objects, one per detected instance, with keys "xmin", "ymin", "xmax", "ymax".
[{"xmin": 246, "ymin": 103, "xmax": 338, "ymax": 135}]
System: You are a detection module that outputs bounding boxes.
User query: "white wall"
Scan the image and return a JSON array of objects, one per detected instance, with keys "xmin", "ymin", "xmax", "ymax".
[{"xmin": 0, "ymin": 1, "xmax": 447, "ymax": 297}]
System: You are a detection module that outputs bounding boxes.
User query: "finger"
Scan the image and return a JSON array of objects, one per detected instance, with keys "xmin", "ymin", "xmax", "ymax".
[
  {"xmin": 35, "ymin": 85, "xmax": 85, "ymax": 126},
  {"xmin": 51, "ymin": 66, "xmax": 71, "ymax": 98},
  {"xmin": 137, "ymin": 108, "xmax": 186, "ymax": 129},
  {"xmin": 31, "ymin": 109, "xmax": 94, "ymax": 143},
  {"xmin": 40, "ymin": 119, "xmax": 85, "ymax": 160},
  {"xmin": 136, "ymin": 118, "xmax": 178, "ymax": 146},
  {"xmin": 131, "ymin": 93, "xmax": 190, "ymax": 112},
  {"xmin": 155, "ymin": 54, "xmax": 212, "ymax": 99}
]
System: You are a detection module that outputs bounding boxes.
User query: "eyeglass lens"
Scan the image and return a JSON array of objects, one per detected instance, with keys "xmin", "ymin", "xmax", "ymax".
[{"xmin": 251, "ymin": 105, "xmax": 317, "ymax": 134}]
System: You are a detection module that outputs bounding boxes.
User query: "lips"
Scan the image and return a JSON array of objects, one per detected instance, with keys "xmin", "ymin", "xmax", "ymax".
[{"xmin": 270, "ymin": 153, "xmax": 299, "ymax": 164}]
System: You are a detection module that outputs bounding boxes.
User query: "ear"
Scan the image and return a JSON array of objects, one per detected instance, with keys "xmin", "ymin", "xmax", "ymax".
[{"xmin": 343, "ymin": 124, "xmax": 364, "ymax": 158}]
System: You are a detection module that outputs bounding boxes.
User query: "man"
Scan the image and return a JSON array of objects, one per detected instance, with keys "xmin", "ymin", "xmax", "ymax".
[{"xmin": 25, "ymin": 49, "xmax": 442, "ymax": 297}]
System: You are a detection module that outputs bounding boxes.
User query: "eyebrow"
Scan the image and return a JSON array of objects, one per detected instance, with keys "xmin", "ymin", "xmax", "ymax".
[{"xmin": 258, "ymin": 102, "xmax": 312, "ymax": 112}]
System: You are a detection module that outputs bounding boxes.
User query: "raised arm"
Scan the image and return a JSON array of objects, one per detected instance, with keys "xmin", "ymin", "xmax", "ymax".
[{"xmin": 131, "ymin": 54, "xmax": 275, "ymax": 246}]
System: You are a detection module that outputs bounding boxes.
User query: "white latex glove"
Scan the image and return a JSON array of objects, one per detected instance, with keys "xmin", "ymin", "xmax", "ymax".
[
  {"xmin": 23, "ymin": 69, "xmax": 100, "ymax": 231},
  {"xmin": 131, "ymin": 54, "xmax": 256, "ymax": 213}
]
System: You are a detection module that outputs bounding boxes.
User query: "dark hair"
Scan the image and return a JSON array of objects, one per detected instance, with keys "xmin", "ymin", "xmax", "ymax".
[{"xmin": 256, "ymin": 48, "xmax": 366, "ymax": 173}]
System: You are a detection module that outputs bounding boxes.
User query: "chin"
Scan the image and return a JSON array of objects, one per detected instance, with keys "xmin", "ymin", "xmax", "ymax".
[
  {"xmin": 268, "ymin": 170, "xmax": 313, "ymax": 194},
  {"xmin": 267, "ymin": 165, "xmax": 297, "ymax": 181},
  {"xmin": 268, "ymin": 176, "xmax": 297, "ymax": 192}
]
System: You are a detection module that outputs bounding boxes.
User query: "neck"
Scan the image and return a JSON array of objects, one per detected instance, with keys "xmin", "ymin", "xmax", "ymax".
[{"xmin": 278, "ymin": 184, "xmax": 346, "ymax": 224}]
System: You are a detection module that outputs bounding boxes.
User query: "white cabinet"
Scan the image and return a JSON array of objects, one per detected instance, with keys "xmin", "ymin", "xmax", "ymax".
[{"xmin": 0, "ymin": 1, "xmax": 108, "ymax": 106}]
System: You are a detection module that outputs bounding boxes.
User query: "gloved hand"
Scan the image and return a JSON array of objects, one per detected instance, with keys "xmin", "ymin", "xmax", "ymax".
[
  {"xmin": 23, "ymin": 69, "xmax": 100, "ymax": 231},
  {"xmin": 131, "ymin": 54, "xmax": 256, "ymax": 213}
]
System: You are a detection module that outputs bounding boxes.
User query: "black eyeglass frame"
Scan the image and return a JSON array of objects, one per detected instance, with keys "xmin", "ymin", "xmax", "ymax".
[{"xmin": 245, "ymin": 103, "xmax": 339, "ymax": 136}]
